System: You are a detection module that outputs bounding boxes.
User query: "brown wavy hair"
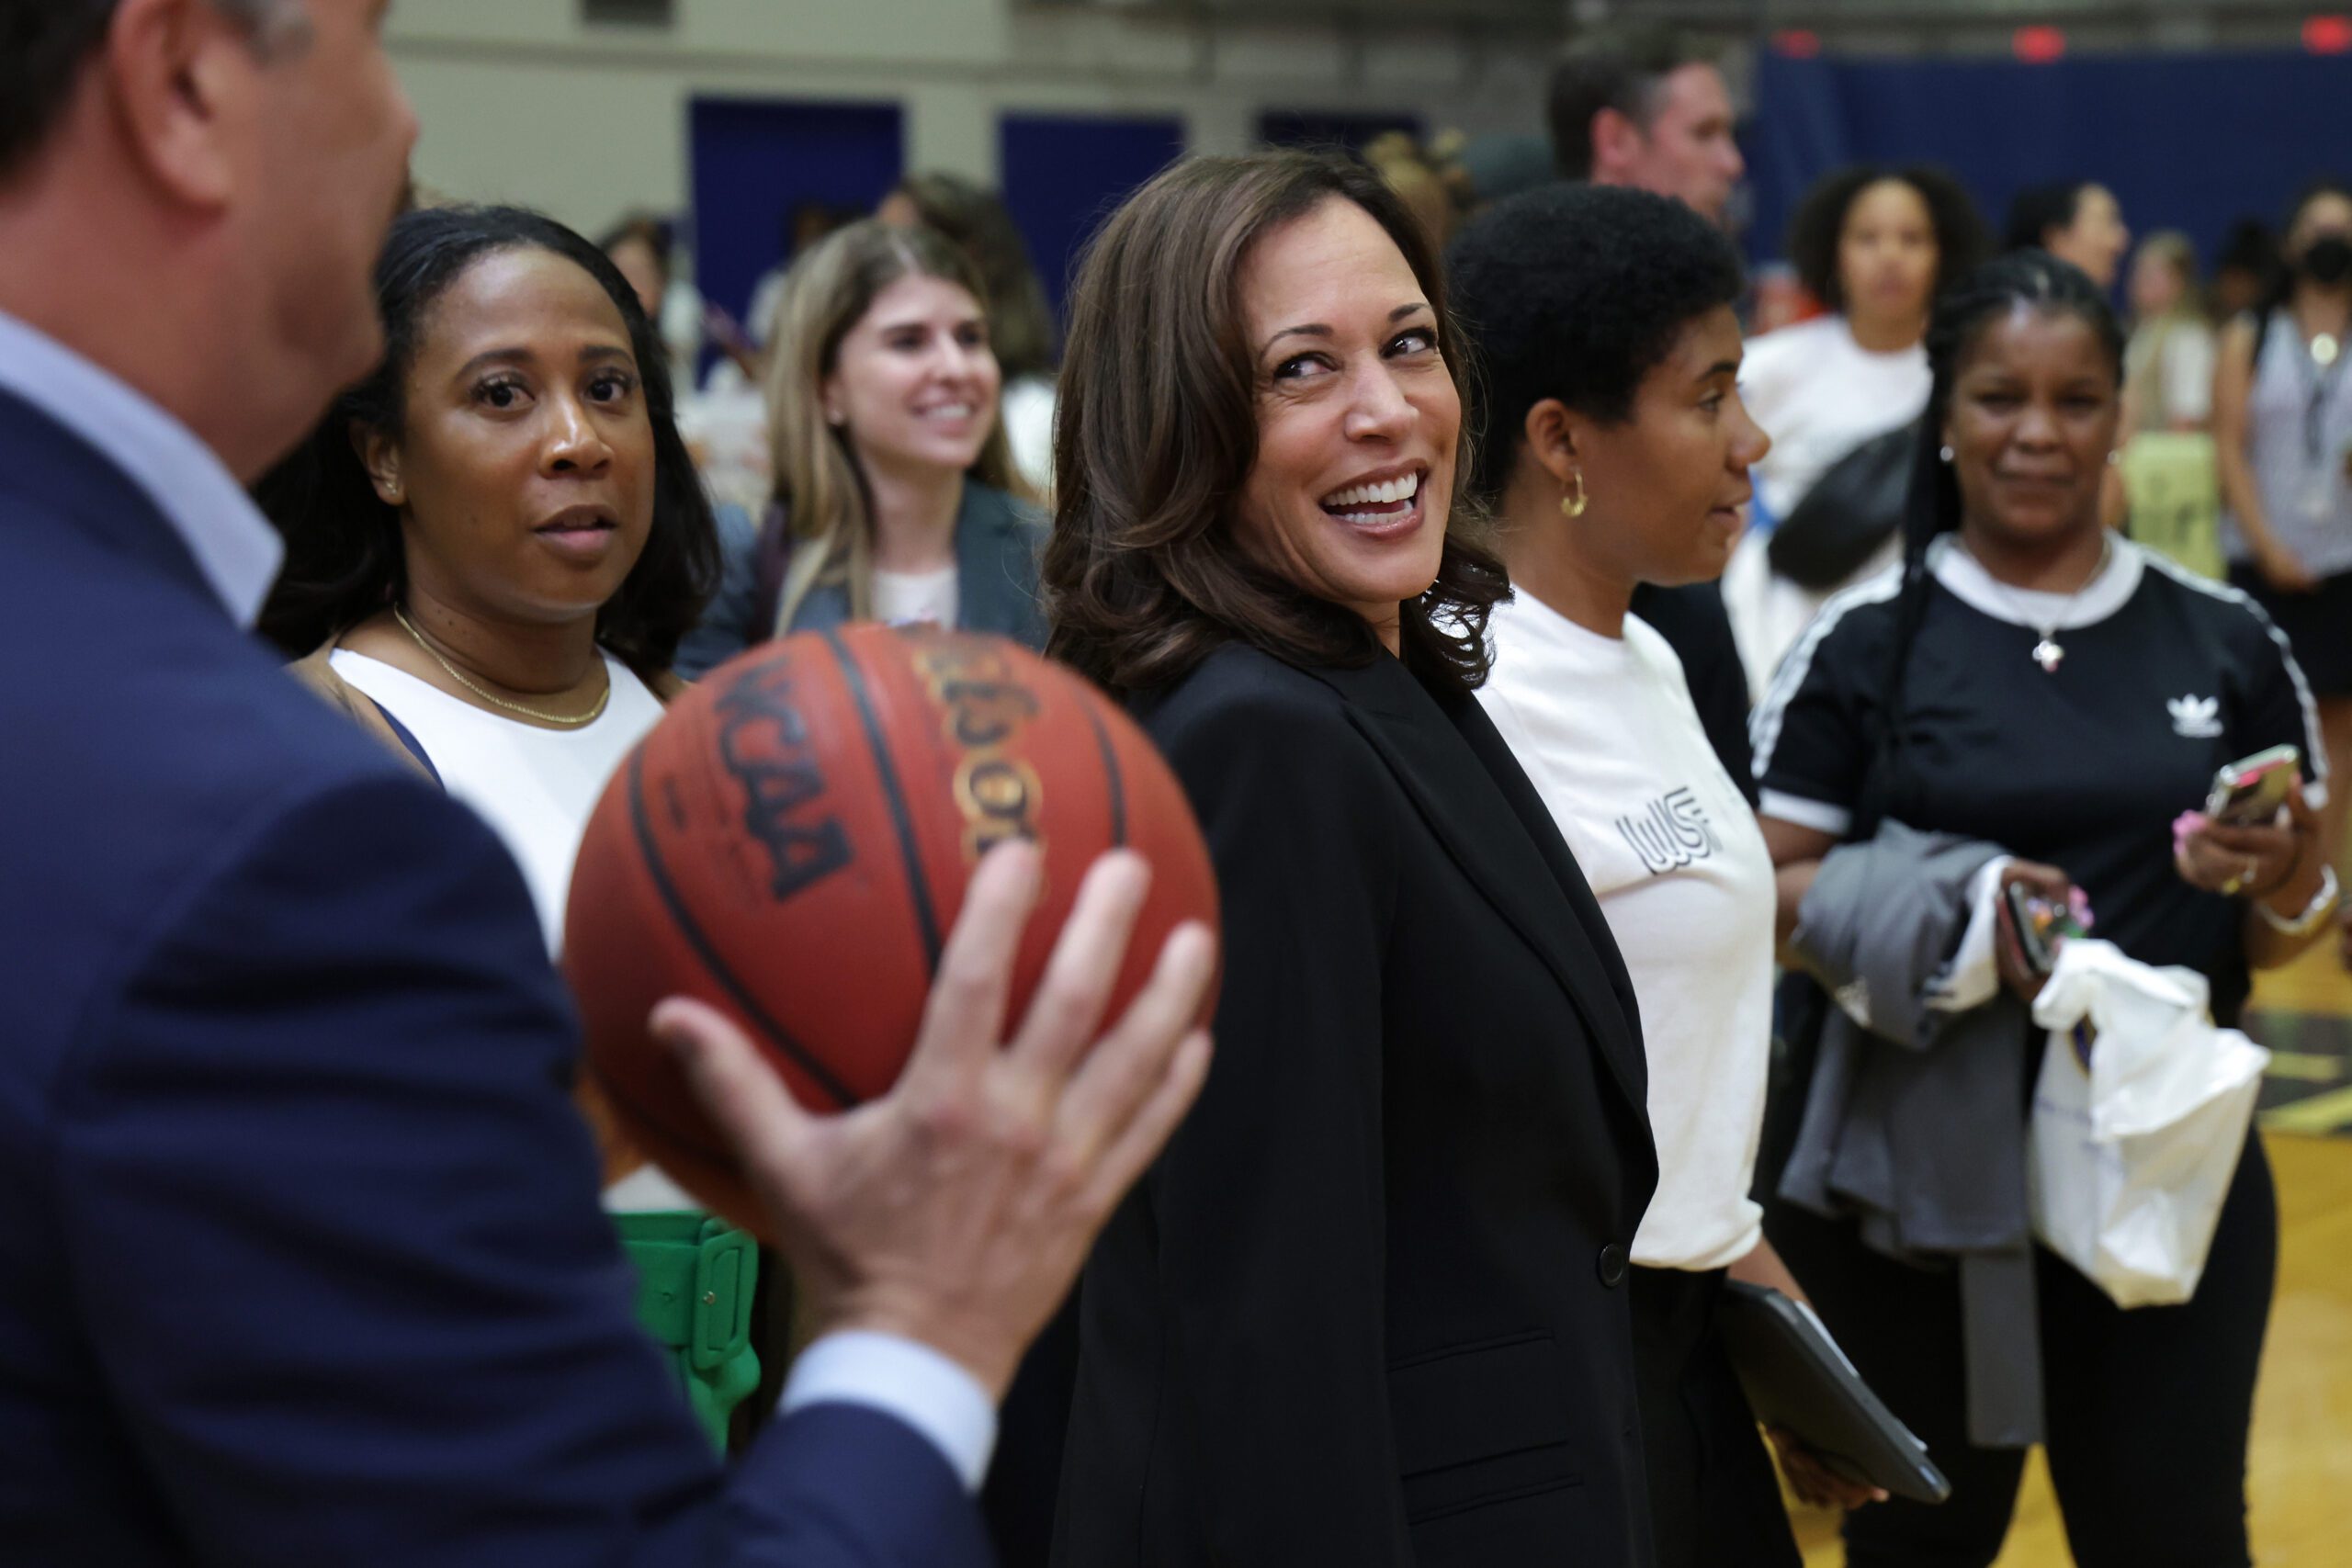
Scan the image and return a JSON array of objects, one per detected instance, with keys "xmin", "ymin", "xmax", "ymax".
[{"xmin": 1043, "ymin": 149, "xmax": 1505, "ymax": 701}]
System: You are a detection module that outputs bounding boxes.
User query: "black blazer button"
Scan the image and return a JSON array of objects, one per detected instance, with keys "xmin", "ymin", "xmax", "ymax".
[{"xmin": 1597, "ymin": 1243, "xmax": 1628, "ymax": 1287}]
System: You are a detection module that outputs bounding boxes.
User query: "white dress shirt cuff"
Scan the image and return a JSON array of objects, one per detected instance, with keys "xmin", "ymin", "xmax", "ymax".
[{"xmin": 779, "ymin": 1329, "xmax": 998, "ymax": 1492}]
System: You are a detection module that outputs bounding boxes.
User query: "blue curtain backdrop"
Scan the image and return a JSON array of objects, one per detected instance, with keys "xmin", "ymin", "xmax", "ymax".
[
  {"xmin": 1000, "ymin": 113, "xmax": 1188, "ymax": 328},
  {"xmin": 1746, "ymin": 48, "xmax": 2351, "ymax": 271},
  {"xmin": 687, "ymin": 97, "xmax": 905, "ymax": 340},
  {"xmin": 1257, "ymin": 109, "xmax": 1424, "ymax": 152}
]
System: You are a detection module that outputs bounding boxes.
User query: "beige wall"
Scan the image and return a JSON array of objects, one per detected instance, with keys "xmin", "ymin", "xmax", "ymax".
[{"xmin": 387, "ymin": 0, "xmax": 1555, "ymax": 256}]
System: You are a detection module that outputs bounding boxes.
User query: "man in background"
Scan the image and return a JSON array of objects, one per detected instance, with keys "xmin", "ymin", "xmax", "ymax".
[
  {"xmin": 1547, "ymin": 22, "xmax": 1757, "ymax": 795},
  {"xmin": 1549, "ymin": 22, "xmax": 1746, "ymax": 229}
]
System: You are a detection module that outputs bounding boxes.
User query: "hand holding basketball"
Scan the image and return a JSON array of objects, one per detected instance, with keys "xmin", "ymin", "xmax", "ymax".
[
  {"xmin": 653, "ymin": 840, "xmax": 1215, "ymax": 1400},
  {"xmin": 563, "ymin": 625, "xmax": 1222, "ymax": 1225}
]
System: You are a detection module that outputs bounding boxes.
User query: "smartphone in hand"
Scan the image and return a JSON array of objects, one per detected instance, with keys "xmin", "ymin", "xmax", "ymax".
[
  {"xmin": 2003, "ymin": 882, "xmax": 2087, "ymax": 976},
  {"xmin": 2205, "ymin": 745, "xmax": 2301, "ymax": 827}
]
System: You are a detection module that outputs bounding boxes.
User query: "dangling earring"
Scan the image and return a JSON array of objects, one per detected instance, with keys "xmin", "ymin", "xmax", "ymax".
[
  {"xmin": 1939, "ymin": 445, "xmax": 1954, "ymax": 463},
  {"xmin": 1559, "ymin": 469, "xmax": 1589, "ymax": 518},
  {"xmin": 2107, "ymin": 448, "xmax": 2122, "ymax": 467}
]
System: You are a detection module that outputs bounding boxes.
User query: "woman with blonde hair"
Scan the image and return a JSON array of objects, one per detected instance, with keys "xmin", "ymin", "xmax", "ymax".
[
  {"xmin": 2123, "ymin": 231, "xmax": 2217, "ymax": 434},
  {"xmin": 674, "ymin": 218, "xmax": 1045, "ymax": 676},
  {"xmin": 877, "ymin": 171, "xmax": 1060, "ymax": 496}
]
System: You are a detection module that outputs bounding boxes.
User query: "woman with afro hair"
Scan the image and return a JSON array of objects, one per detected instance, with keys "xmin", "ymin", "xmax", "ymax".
[
  {"xmin": 1723, "ymin": 164, "xmax": 1989, "ymax": 695},
  {"xmin": 1448, "ymin": 181, "xmax": 1882, "ymax": 1568}
]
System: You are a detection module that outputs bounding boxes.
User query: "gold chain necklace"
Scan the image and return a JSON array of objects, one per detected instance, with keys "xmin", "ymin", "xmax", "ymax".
[{"xmin": 392, "ymin": 604, "xmax": 610, "ymax": 728}]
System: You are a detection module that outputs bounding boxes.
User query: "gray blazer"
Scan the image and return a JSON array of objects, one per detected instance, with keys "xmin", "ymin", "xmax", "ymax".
[
  {"xmin": 673, "ymin": 481, "xmax": 1046, "ymax": 679},
  {"xmin": 1781, "ymin": 819, "xmax": 2047, "ymax": 1448}
]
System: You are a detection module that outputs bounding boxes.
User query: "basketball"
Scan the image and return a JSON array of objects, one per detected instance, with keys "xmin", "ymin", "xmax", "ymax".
[{"xmin": 562, "ymin": 623, "xmax": 1220, "ymax": 1236}]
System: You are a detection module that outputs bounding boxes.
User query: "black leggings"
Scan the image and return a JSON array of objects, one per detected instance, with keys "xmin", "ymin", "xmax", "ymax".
[{"xmin": 1767, "ymin": 1135, "xmax": 2276, "ymax": 1568}]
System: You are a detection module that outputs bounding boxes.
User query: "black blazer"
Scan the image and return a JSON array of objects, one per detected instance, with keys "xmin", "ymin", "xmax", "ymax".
[{"xmin": 1052, "ymin": 641, "xmax": 1660, "ymax": 1568}]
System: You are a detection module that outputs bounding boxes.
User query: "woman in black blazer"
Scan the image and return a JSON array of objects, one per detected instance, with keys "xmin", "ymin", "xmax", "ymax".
[{"xmin": 1040, "ymin": 149, "xmax": 1659, "ymax": 1567}]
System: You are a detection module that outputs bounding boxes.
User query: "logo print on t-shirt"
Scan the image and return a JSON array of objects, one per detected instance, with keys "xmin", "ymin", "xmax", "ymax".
[
  {"xmin": 2168, "ymin": 694, "xmax": 2222, "ymax": 739},
  {"xmin": 1616, "ymin": 786, "xmax": 1722, "ymax": 875}
]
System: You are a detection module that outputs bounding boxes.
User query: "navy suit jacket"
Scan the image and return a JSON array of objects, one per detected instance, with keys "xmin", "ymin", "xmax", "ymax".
[{"xmin": 0, "ymin": 388, "xmax": 990, "ymax": 1567}]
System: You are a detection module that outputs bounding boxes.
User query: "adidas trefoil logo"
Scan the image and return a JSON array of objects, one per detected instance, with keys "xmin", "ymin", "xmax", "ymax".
[{"xmin": 2168, "ymin": 694, "xmax": 2222, "ymax": 739}]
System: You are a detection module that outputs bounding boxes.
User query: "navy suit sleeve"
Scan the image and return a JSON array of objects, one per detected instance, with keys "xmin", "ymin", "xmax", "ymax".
[{"xmin": 52, "ymin": 775, "xmax": 988, "ymax": 1568}]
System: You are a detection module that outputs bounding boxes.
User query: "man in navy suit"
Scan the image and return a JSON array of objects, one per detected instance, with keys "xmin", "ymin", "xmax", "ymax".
[{"xmin": 0, "ymin": 4, "xmax": 1215, "ymax": 1563}]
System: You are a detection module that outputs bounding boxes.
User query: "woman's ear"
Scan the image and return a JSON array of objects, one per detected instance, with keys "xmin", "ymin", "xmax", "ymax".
[
  {"xmin": 1521, "ymin": 399, "xmax": 1582, "ymax": 488},
  {"xmin": 352, "ymin": 421, "xmax": 404, "ymax": 507}
]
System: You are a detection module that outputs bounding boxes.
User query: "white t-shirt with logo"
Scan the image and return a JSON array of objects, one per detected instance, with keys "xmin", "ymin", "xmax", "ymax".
[{"xmin": 1479, "ymin": 593, "xmax": 1775, "ymax": 1270}]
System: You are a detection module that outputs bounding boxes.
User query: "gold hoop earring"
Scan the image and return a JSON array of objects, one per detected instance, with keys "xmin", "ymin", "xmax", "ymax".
[{"xmin": 1559, "ymin": 470, "xmax": 1588, "ymax": 518}]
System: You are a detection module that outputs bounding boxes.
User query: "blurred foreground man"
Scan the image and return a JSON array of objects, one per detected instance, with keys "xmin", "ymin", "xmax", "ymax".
[{"xmin": 0, "ymin": 4, "xmax": 1212, "ymax": 1563}]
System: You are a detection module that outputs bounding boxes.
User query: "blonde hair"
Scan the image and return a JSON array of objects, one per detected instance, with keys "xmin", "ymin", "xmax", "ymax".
[
  {"xmin": 2134, "ymin": 231, "xmax": 2203, "ymax": 321},
  {"xmin": 763, "ymin": 219, "xmax": 1017, "ymax": 635}
]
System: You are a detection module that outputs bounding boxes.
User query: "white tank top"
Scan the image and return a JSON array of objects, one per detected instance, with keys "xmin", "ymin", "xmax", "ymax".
[{"xmin": 328, "ymin": 649, "xmax": 665, "ymax": 957}]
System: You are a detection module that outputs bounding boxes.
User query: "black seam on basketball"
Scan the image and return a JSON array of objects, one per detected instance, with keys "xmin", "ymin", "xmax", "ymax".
[
  {"xmin": 626, "ymin": 747, "xmax": 858, "ymax": 1111},
  {"xmin": 1080, "ymin": 694, "xmax": 1128, "ymax": 848},
  {"xmin": 819, "ymin": 626, "xmax": 944, "ymax": 973}
]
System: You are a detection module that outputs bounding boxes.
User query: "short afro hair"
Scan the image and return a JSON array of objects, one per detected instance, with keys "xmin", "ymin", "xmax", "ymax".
[
  {"xmin": 1446, "ymin": 182, "xmax": 1745, "ymax": 506},
  {"xmin": 1787, "ymin": 164, "xmax": 1989, "ymax": 313}
]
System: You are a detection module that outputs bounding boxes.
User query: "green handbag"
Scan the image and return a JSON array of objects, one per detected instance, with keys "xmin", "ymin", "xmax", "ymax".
[{"xmin": 611, "ymin": 1211, "xmax": 761, "ymax": 1451}]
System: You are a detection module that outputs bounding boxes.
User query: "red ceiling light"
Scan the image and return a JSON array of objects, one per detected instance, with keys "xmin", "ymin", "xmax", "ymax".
[
  {"xmin": 2305, "ymin": 15, "xmax": 2352, "ymax": 53},
  {"xmin": 1772, "ymin": 28, "xmax": 1822, "ymax": 59},
  {"xmin": 2013, "ymin": 25, "xmax": 2068, "ymax": 62}
]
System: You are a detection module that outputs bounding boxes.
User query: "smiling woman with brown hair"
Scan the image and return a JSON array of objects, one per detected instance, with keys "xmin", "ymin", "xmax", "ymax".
[
  {"xmin": 673, "ymin": 219, "xmax": 1044, "ymax": 679},
  {"xmin": 1044, "ymin": 149, "xmax": 1657, "ymax": 1568}
]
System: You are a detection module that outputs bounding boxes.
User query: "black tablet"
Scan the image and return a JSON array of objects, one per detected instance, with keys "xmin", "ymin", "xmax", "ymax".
[{"xmin": 1713, "ymin": 1280, "xmax": 1953, "ymax": 1505}]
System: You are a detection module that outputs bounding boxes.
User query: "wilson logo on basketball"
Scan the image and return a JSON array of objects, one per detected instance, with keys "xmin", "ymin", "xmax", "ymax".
[{"xmin": 913, "ymin": 633, "xmax": 1046, "ymax": 860}]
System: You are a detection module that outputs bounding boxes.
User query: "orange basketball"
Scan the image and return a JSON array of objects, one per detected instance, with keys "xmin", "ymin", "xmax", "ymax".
[{"xmin": 562, "ymin": 623, "xmax": 1219, "ymax": 1237}]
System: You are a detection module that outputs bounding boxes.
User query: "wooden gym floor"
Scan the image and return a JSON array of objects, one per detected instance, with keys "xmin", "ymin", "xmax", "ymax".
[{"xmin": 1792, "ymin": 940, "xmax": 2352, "ymax": 1565}]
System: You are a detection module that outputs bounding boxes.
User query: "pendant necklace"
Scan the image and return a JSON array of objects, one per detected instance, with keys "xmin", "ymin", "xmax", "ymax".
[{"xmin": 1974, "ymin": 532, "xmax": 2112, "ymax": 673}]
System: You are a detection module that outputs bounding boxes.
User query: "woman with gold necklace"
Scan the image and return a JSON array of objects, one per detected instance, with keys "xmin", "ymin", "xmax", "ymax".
[
  {"xmin": 260, "ymin": 204, "xmax": 716, "ymax": 960},
  {"xmin": 257, "ymin": 206, "xmax": 752, "ymax": 1445}
]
